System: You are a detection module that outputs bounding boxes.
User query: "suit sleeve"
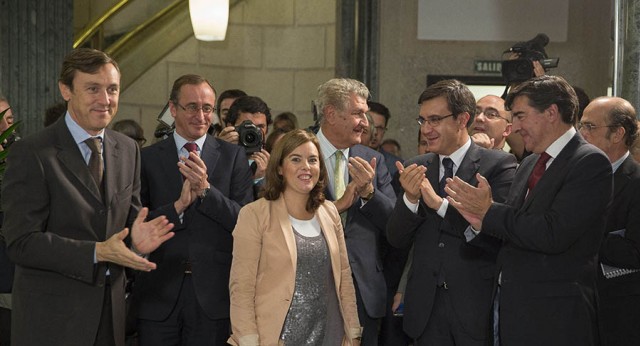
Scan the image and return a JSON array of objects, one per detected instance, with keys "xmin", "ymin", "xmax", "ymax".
[
  {"xmin": 197, "ymin": 146, "xmax": 254, "ymax": 232},
  {"xmin": 358, "ymin": 152, "xmax": 396, "ymax": 230},
  {"xmin": 229, "ymin": 204, "xmax": 262, "ymax": 346},
  {"xmin": 327, "ymin": 203, "xmax": 362, "ymax": 339},
  {"xmin": 600, "ymin": 176, "xmax": 640, "ymax": 269},
  {"xmin": 1, "ymin": 140, "xmax": 96, "ymax": 283},
  {"xmin": 483, "ymin": 151, "xmax": 612, "ymax": 254}
]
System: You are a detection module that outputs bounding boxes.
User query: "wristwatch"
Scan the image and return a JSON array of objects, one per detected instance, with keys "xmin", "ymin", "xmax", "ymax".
[
  {"xmin": 361, "ymin": 188, "xmax": 375, "ymax": 201},
  {"xmin": 200, "ymin": 186, "xmax": 210, "ymax": 200}
]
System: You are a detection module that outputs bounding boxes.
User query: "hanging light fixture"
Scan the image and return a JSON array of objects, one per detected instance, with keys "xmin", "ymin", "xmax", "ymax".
[{"xmin": 189, "ymin": 0, "xmax": 229, "ymax": 41}]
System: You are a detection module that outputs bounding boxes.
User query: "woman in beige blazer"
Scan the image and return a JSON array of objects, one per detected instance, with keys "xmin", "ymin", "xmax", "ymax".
[{"xmin": 229, "ymin": 129, "xmax": 361, "ymax": 346}]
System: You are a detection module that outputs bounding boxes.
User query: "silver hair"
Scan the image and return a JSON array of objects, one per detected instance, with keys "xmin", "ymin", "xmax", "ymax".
[{"xmin": 315, "ymin": 78, "xmax": 369, "ymax": 122}]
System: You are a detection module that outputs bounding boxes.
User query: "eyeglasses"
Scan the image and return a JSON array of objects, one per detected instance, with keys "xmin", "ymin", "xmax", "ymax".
[
  {"xmin": 577, "ymin": 122, "xmax": 616, "ymax": 132},
  {"xmin": 417, "ymin": 114, "xmax": 454, "ymax": 127},
  {"xmin": 477, "ymin": 109, "xmax": 509, "ymax": 122},
  {"xmin": 175, "ymin": 102, "xmax": 215, "ymax": 115}
]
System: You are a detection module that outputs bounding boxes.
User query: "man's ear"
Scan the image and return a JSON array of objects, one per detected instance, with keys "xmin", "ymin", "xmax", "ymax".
[
  {"xmin": 503, "ymin": 123, "xmax": 513, "ymax": 137},
  {"xmin": 458, "ymin": 112, "xmax": 471, "ymax": 129},
  {"xmin": 58, "ymin": 81, "xmax": 72, "ymax": 102},
  {"xmin": 169, "ymin": 101, "xmax": 177, "ymax": 120},
  {"xmin": 612, "ymin": 126, "xmax": 626, "ymax": 144},
  {"xmin": 324, "ymin": 105, "xmax": 337, "ymax": 125},
  {"xmin": 546, "ymin": 104, "xmax": 560, "ymax": 122}
]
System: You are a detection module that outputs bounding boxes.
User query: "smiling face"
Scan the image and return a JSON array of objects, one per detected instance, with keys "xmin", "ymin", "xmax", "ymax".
[
  {"xmin": 279, "ymin": 141, "xmax": 320, "ymax": 196},
  {"xmin": 471, "ymin": 95, "xmax": 512, "ymax": 148},
  {"xmin": 323, "ymin": 93, "xmax": 369, "ymax": 149},
  {"xmin": 419, "ymin": 96, "xmax": 469, "ymax": 156},
  {"xmin": 171, "ymin": 82, "xmax": 216, "ymax": 141},
  {"xmin": 58, "ymin": 63, "xmax": 120, "ymax": 135}
]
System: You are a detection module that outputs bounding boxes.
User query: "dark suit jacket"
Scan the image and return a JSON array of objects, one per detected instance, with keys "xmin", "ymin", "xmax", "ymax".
[
  {"xmin": 386, "ymin": 141, "xmax": 517, "ymax": 340},
  {"xmin": 380, "ymin": 149, "xmax": 403, "ymax": 196},
  {"xmin": 483, "ymin": 133, "xmax": 612, "ymax": 346},
  {"xmin": 324, "ymin": 144, "xmax": 398, "ymax": 319},
  {"xmin": 134, "ymin": 134, "xmax": 253, "ymax": 321},
  {"xmin": 596, "ymin": 155, "xmax": 640, "ymax": 344},
  {"xmin": 1, "ymin": 118, "xmax": 140, "ymax": 346}
]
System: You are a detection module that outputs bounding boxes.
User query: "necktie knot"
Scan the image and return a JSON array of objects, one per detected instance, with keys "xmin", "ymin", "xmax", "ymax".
[
  {"xmin": 184, "ymin": 142, "xmax": 198, "ymax": 153},
  {"xmin": 527, "ymin": 152, "xmax": 551, "ymax": 192},
  {"xmin": 439, "ymin": 157, "xmax": 454, "ymax": 197},
  {"xmin": 85, "ymin": 137, "xmax": 102, "ymax": 155}
]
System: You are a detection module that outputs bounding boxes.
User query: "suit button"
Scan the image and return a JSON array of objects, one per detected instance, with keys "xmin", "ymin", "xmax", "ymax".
[
  {"xmin": 98, "ymin": 209, "xmax": 106, "ymax": 216},
  {"xmin": 438, "ymin": 242, "xmax": 445, "ymax": 248}
]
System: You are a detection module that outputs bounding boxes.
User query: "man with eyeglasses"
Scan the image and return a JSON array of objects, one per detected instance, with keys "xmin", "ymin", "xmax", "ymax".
[
  {"xmin": 134, "ymin": 74, "xmax": 254, "ymax": 345},
  {"xmin": 470, "ymin": 95, "xmax": 512, "ymax": 151},
  {"xmin": 580, "ymin": 96, "xmax": 640, "ymax": 346},
  {"xmin": 367, "ymin": 101, "xmax": 403, "ymax": 196},
  {"xmin": 446, "ymin": 76, "xmax": 612, "ymax": 346},
  {"xmin": 386, "ymin": 79, "xmax": 516, "ymax": 346}
]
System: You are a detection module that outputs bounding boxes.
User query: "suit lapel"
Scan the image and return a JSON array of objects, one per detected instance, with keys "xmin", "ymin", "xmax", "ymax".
[
  {"xmin": 201, "ymin": 135, "xmax": 221, "ymax": 182},
  {"xmin": 103, "ymin": 131, "xmax": 119, "ymax": 207},
  {"xmin": 275, "ymin": 196, "xmax": 297, "ymax": 270},
  {"xmin": 613, "ymin": 157, "xmax": 634, "ymax": 199},
  {"xmin": 157, "ymin": 137, "xmax": 184, "ymax": 192},
  {"xmin": 54, "ymin": 120, "xmax": 103, "ymax": 204},
  {"xmin": 455, "ymin": 143, "xmax": 481, "ymax": 185},
  {"xmin": 425, "ymin": 154, "xmax": 439, "ymax": 192}
]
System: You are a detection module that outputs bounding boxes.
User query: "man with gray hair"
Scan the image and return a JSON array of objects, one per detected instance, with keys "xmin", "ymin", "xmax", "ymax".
[
  {"xmin": 314, "ymin": 78, "xmax": 402, "ymax": 345},
  {"xmin": 580, "ymin": 96, "xmax": 640, "ymax": 346}
]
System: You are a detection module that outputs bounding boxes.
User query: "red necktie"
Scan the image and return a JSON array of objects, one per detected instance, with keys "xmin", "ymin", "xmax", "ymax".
[
  {"xmin": 527, "ymin": 152, "xmax": 551, "ymax": 191},
  {"xmin": 182, "ymin": 142, "xmax": 198, "ymax": 180},
  {"xmin": 183, "ymin": 142, "xmax": 198, "ymax": 155}
]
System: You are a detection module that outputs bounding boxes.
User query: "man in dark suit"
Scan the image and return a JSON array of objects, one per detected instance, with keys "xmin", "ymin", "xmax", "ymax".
[
  {"xmin": 447, "ymin": 75, "xmax": 612, "ymax": 346},
  {"xmin": 1, "ymin": 48, "xmax": 175, "ymax": 346},
  {"xmin": 134, "ymin": 74, "xmax": 253, "ymax": 345},
  {"xmin": 386, "ymin": 80, "xmax": 517, "ymax": 345},
  {"xmin": 313, "ymin": 78, "xmax": 401, "ymax": 345},
  {"xmin": 580, "ymin": 96, "xmax": 640, "ymax": 346}
]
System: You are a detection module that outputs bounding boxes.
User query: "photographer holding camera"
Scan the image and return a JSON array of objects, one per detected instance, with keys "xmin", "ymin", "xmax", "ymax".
[
  {"xmin": 218, "ymin": 96, "xmax": 272, "ymax": 185},
  {"xmin": 500, "ymin": 33, "xmax": 559, "ymax": 161}
]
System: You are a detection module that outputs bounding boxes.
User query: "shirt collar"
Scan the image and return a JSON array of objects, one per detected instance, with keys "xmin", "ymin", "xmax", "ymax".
[
  {"xmin": 439, "ymin": 137, "xmax": 471, "ymax": 170},
  {"xmin": 173, "ymin": 131, "xmax": 207, "ymax": 153},
  {"xmin": 317, "ymin": 128, "xmax": 350, "ymax": 159},
  {"xmin": 612, "ymin": 150, "xmax": 630, "ymax": 173},
  {"xmin": 65, "ymin": 112, "xmax": 105, "ymax": 144},
  {"xmin": 544, "ymin": 127, "xmax": 576, "ymax": 159}
]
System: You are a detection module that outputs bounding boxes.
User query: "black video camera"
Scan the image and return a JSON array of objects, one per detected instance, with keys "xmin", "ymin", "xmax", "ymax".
[
  {"xmin": 235, "ymin": 120, "xmax": 263, "ymax": 154},
  {"xmin": 502, "ymin": 33, "xmax": 559, "ymax": 83}
]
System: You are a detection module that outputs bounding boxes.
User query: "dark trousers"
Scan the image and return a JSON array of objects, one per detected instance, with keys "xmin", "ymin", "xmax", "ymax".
[
  {"xmin": 379, "ymin": 290, "xmax": 410, "ymax": 345},
  {"xmin": 415, "ymin": 286, "xmax": 486, "ymax": 346},
  {"xmin": 599, "ymin": 293, "xmax": 640, "ymax": 346},
  {"xmin": 354, "ymin": 278, "xmax": 381, "ymax": 346},
  {"xmin": 137, "ymin": 275, "xmax": 230, "ymax": 346},
  {"xmin": 95, "ymin": 283, "xmax": 115, "ymax": 346},
  {"xmin": 0, "ymin": 306, "xmax": 10, "ymax": 346}
]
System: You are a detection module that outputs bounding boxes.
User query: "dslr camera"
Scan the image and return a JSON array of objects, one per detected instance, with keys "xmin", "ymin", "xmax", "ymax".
[
  {"xmin": 502, "ymin": 33, "xmax": 559, "ymax": 83},
  {"xmin": 235, "ymin": 120, "xmax": 263, "ymax": 154}
]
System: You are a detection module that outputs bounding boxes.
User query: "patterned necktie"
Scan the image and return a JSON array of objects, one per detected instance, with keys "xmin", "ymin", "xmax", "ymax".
[
  {"xmin": 439, "ymin": 157, "xmax": 454, "ymax": 197},
  {"xmin": 334, "ymin": 150, "xmax": 346, "ymax": 199},
  {"xmin": 85, "ymin": 137, "xmax": 103, "ymax": 190},
  {"xmin": 527, "ymin": 152, "xmax": 551, "ymax": 191}
]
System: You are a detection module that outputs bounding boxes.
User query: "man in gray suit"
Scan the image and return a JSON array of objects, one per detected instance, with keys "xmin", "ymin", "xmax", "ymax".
[
  {"xmin": 314, "ymin": 78, "xmax": 402, "ymax": 345},
  {"xmin": 1, "ymin": 48, "xmax": 175, "ymax": 346}
]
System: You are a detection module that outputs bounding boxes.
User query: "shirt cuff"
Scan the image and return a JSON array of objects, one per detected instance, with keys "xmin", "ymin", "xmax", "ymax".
[
  {"xmin": 436, "ymin": 198, "xmax": 448, "ymax": 218},
  {"xmin": 463, "ymin": 225, "xmax": 480, "ymax": 242},
  {"xmin": 403, "ymin": 193, "xmax": 419, "ymax": 214}
]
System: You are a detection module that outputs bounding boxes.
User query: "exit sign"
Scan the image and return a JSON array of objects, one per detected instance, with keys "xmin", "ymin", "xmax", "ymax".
[{"xmin": 475, "ymin": 60, "xmax": 502, "ymax": 74}]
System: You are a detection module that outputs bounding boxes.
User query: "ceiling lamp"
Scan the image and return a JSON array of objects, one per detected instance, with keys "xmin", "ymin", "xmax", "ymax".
[{"xmin": 189, "ymin": 0, "xmax": 229, "ymax": 41}]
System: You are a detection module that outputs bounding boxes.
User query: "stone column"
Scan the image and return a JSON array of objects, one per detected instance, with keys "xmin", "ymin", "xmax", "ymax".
[
  {"xmin": 615, "ymin": 0, "xmax": 640, "ymax": 112},
  {"xmin": 0, "ymin": 0, "xmax": 73, "ymax": 136}
]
